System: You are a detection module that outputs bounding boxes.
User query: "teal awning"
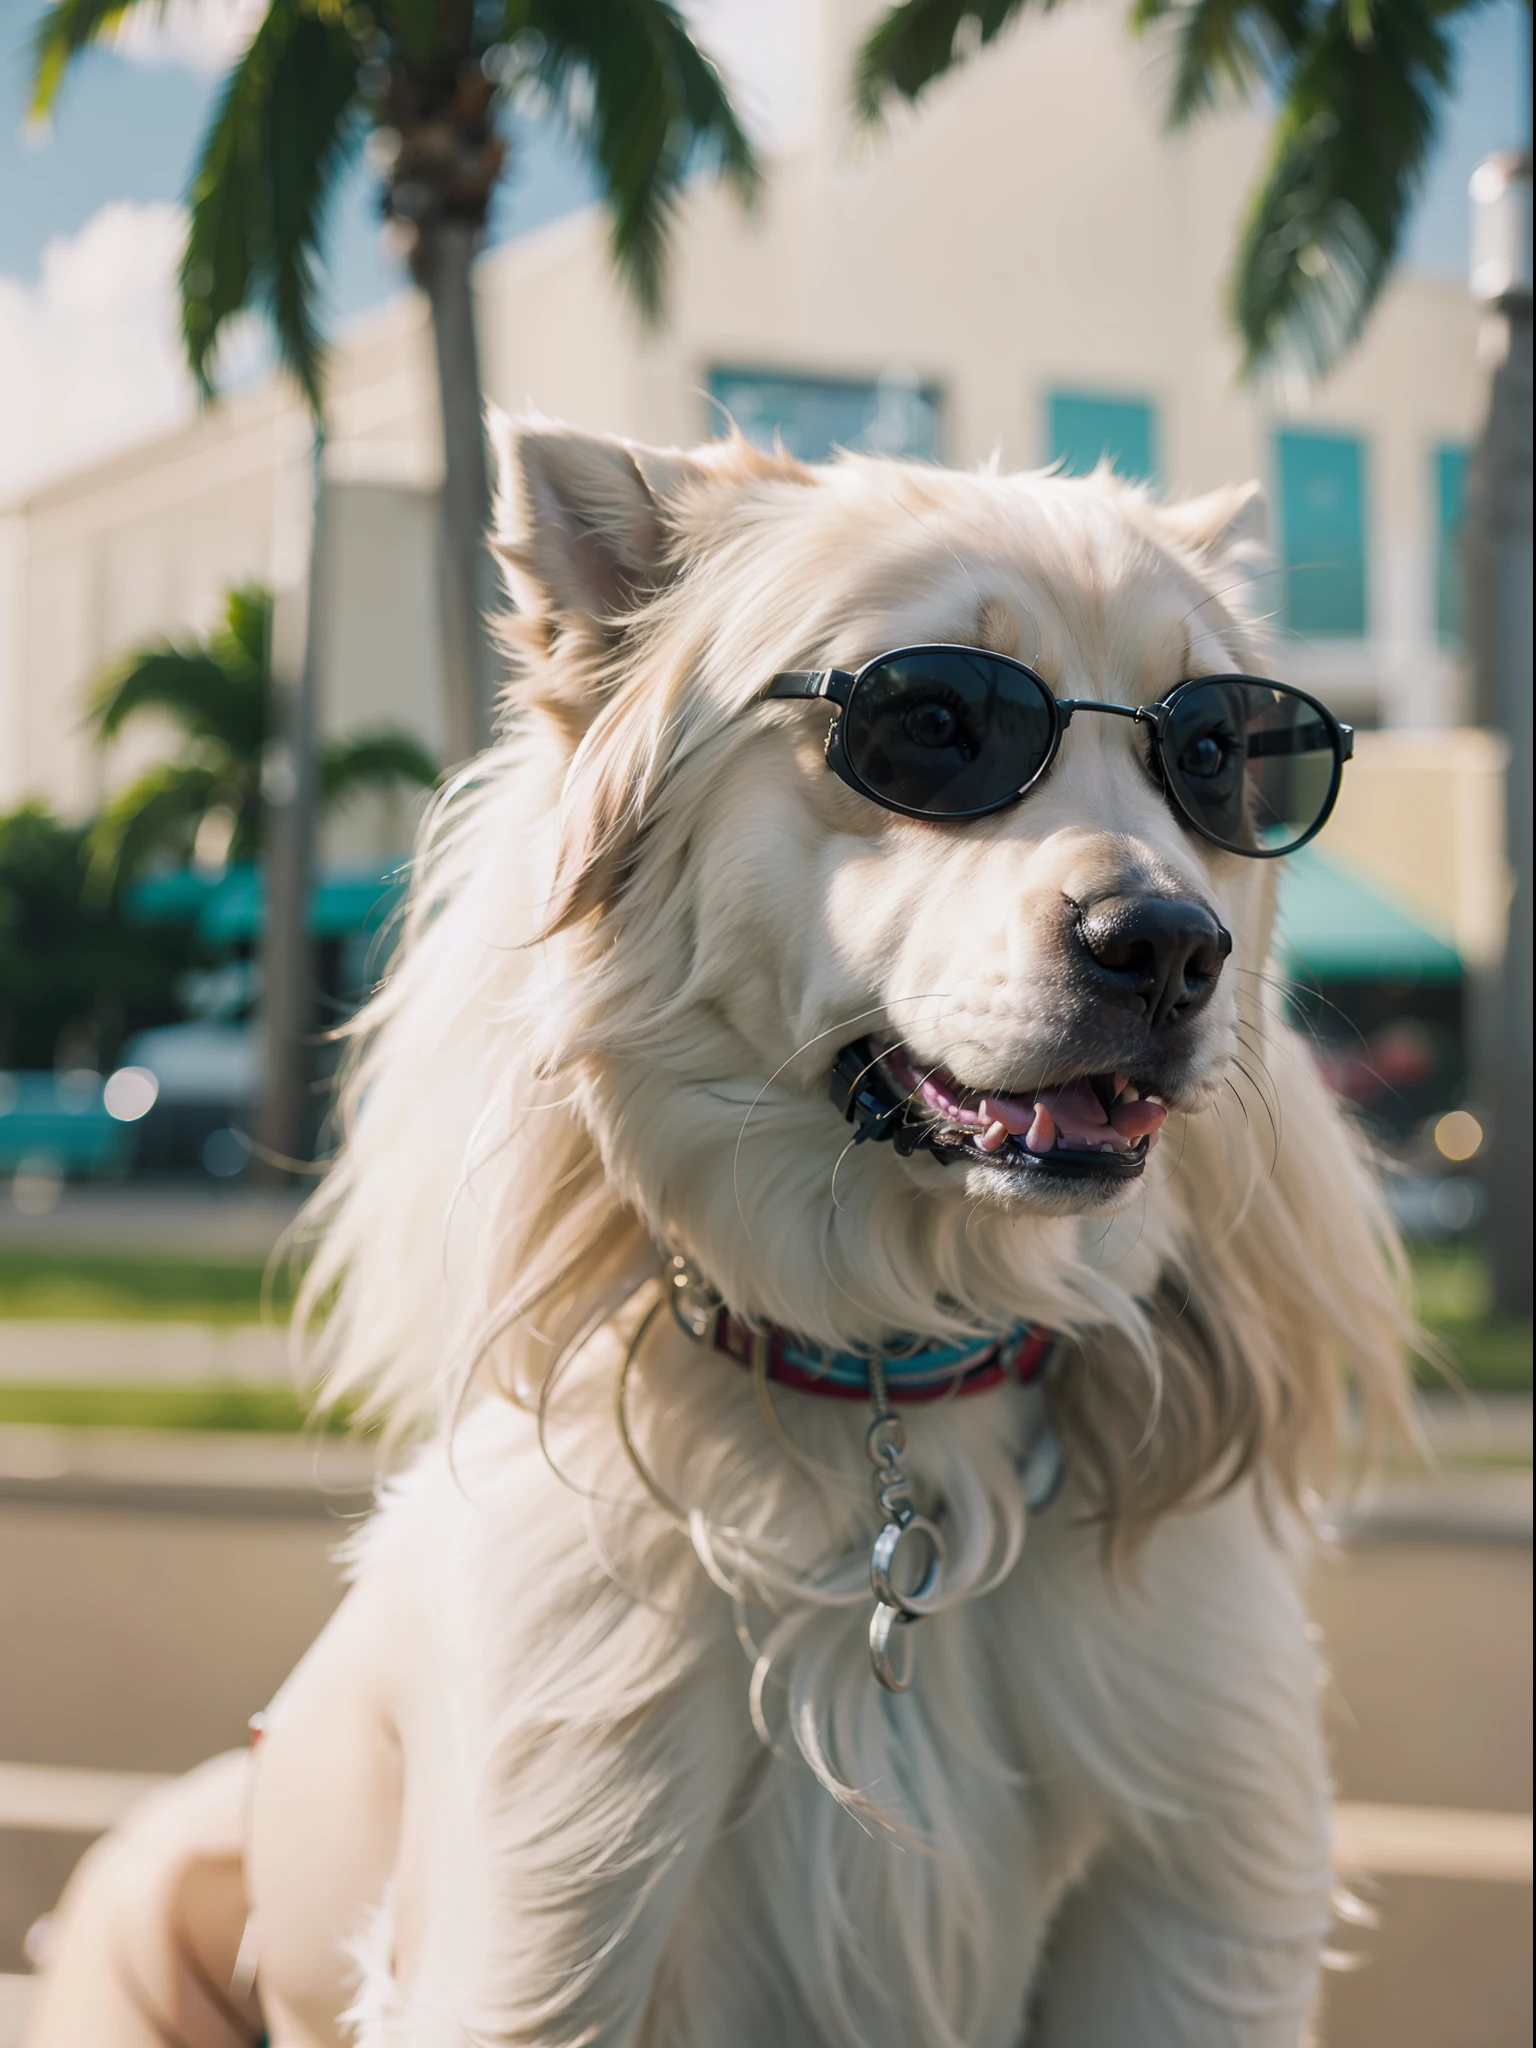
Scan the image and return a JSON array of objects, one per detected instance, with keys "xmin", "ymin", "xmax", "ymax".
[
  {"xmin": 128, "ymin": 849, "xmax": 1456, "ymax": 984},
  {"xmin": 124, "ymin": 866, "xmax": 226, "ymax": 924},
  {"xmin": 1276, "ymin": 846, "xmax": 1462, "ymax": 983},
  {"xmin": 126, "ymin": 863, "xmax": 408, "ymax": 944}
]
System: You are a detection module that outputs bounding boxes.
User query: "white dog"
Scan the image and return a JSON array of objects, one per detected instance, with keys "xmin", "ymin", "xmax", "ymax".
[{"xmin": 30, "ymin": 423, "xmax": 1410, "ymax": 2048}]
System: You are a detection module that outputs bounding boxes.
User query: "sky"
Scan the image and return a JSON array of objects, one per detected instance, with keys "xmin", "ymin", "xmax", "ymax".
[{"xmin": 0, "ymin": 0, "xmax": 1529, "ymax": 506}]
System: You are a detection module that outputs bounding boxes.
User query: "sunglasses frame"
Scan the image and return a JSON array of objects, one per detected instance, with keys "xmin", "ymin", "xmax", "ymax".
[{"xmin": 765, "ymin": 645, "xmax": 1353, "ymax": 859}]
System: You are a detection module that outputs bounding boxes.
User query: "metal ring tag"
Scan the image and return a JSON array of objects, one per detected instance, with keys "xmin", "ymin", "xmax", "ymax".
[
  {"xmin": 870, "ymin": 1513, "xmax": 946, "ymax": 1617},
  {"xmin": 869, "ymin": 1601, "xmax": 917, "ymax": 1692}
]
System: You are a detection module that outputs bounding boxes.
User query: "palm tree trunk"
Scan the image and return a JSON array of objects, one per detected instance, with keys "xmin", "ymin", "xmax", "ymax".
[
  {"xmin": 256, "ymin": 436, "xmax": 324, "ymax": 1176},
  {"xmin": 416, "ymin": 217, "xmax": 494, "ymax": 765},
  {"xmin": 1466, "ymin": 285, "xmax": 1533, "ymax": 1318}
]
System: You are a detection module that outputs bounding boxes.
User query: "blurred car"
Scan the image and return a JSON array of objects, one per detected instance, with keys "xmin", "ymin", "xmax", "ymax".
[
  {"xmin": 0, "ymin": 1069, "xmax": 136, "ymax": 1180},
  {"xmin": 113, "ymin": 1021, "xmax": 258, "ymax": 1175}
]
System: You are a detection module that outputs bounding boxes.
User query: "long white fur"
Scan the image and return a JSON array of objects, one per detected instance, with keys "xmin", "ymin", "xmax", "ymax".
[{"xmin": 254, "ymin": 424, "xmax": 1412, "ymax": 2047}]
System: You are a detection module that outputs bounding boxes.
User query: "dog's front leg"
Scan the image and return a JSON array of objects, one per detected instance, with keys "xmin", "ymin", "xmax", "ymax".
[
  {"xmin": 1018, "ymin": 1485, "xmax": 1332, "ymax": 2048},
  {"xmin": 397, "ymin": 1631, "xmax": 752, "ymax": 2048},
  {"xmin": 247, "ymin": 1572, "xmax": 408, "ymax": 2048},
  {"xmin": 1027, "ymin": 1858, "xmax": 1327, "ymax": 2048}
]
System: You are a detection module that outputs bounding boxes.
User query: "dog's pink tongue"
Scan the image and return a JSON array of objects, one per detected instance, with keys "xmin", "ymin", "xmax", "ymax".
[
  {"xmin": 978, "ymin": 1094, "xmax": 1034, "ymax": 1135},
  {"xmin": 1036, "ymin": 1080, "xmax": 1110, "ymax": 1144},
  {"xmin": 1110, "ymin": 1098, "xmax": 1168, "ymax": 1139}
]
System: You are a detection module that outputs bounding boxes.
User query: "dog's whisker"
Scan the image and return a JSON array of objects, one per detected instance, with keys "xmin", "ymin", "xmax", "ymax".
[
  {"xmin": 1231, "ymin": 1037, "xmax": 1283, "ymax": 1125},
  {"xmin": 1230, "ymin": 1053, "xmax": 1283, "ymax": 1170},
  {"xmin": 729, "ymin": 993, "xmax": 962, "ymax": 1235},
  {"xmin": 829, "ymin": 1135, "xmax": 862, "ymax": 1211},
  {"xmin": 1231, "ymin": 964, "xmax": 1377, "ymax": 1065}
]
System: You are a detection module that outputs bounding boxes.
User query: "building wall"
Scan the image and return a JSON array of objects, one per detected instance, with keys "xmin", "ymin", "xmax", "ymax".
[
  {"xmin": 0, "ymin": 370, "xmax": 443, "ymax": 861},
  {"xmin": 0, "ymin": 385, "xmax": 293, "ymax": 818},
  {"xmin": 0, "ymin": 0, "xmax": 1486, "ymax": 836},
  {"xmin": 1327, "ymin": 729, "xmax": 1510, "ymax": 970}
]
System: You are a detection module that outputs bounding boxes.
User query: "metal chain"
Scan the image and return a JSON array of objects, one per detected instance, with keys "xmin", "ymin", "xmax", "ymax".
[
  {"xmin": 667, "ymin": 1254, "xmax": 1052, "ymax": 1694},
  {"xmin": 864, "ymin": 1355, "xmax": 946, "ymax": 1693}
]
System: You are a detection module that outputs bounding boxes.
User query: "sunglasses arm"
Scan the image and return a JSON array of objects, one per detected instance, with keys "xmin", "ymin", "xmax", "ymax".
[{"xmin": 765, "ymin": 670, "xmax": 857, "ymax": 706}]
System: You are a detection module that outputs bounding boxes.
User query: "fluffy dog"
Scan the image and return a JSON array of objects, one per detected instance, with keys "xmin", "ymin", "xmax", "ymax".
[{"xmin": 30, "ymin": 422, "xmax": 1410, "ymax": 2048}]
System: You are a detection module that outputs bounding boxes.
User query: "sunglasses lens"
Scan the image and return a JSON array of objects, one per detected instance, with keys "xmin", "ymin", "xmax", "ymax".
[
  {"xmin": 842, "ymin": 651, "xmax": 1056, "ymax": 817},
  {"xmin": 1164, "ymin": 680, "xmax": 1341, "ymax": 854}
]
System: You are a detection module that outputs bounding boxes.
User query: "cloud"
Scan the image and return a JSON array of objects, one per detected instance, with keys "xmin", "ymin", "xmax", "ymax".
[
  {"xmin": 110, "ymin": 0, "xmax": 264, "ymax": 75},
  {"xmin": 0, "ymin": 201, "xmax": 195, "ymax": 504}
]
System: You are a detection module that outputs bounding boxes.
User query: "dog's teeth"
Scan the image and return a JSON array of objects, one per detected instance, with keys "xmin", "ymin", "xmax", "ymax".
[
  {"xmin": 980, "ymin": 1095, "xmax": 1033, "ymax": 1135},
  {"xmin": 1024, "ymin": 1104, "xmax": 1056, "ymax": 1155},
  {"xmin": 1144, "ymin": 1091, "xmax": 1167, "ymax": 1107},
  {"xmin": 978, "ymin": 1120, "xmax": 1010, "ymax": 1154},
  {"xmin": 1119, "ymin": 1082, "xmax": 1140, "ymax": 1103}
]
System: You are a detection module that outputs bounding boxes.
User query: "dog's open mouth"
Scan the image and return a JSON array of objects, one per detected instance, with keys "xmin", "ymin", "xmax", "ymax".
[{"xmin": 877, "ymin": 1042, "xmax": 1168, "ymax": 1181}]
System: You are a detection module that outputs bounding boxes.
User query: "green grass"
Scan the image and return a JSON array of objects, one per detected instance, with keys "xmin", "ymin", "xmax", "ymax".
[
  {"xmin": 0, "ymin": 1380, "xmax": 355, "ymax": 1433},
  {"xmin": 0, "ymin": 1247, "xmax": 290, "ymax": 1323},
  {"xmin": 1411, "ymin": 1243, "xmax": 1533, "ymax": 1394},
  {"xmin": 0, "ymin": 1242, "xmax": 1526, "ymax": 1432}
]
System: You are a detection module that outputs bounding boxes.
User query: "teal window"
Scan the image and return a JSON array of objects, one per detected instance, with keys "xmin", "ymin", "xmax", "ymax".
[
  {"xmin": 1276, "ymin": 429, "xmax": 1368, "ymax": 637},
  {"xmin": 1435, "ymin": 444, "xmax": 1470, "ymax": 646},
  {"xmin": 1047, "ymin": 391, "xmax": 1157, "ymax": 481},
  {"xmin": 707, "ymin": 369, "xmax": 940, "ymax": 462}
]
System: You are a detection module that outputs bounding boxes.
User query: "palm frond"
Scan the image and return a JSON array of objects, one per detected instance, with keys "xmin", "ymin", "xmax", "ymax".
[
  {"xmin": 85, "ymin": 760, "xmax": 226, "ymax": 891},
  {"xmin": 88, "ymin": 647, "xmax": 267, "ymax": 761},
  {"xmin": 218, "ymin": 584, "xmax": 274, "ymax": 674},
  {"xmin": 181, "ymin": 0, "xmax": 362, "ymax": 410},
  {"xmin": 523, "ymin": 0, "xmax": 759, "ymax": 321},
  {"xmin": 1232, "ymin": 0, "xmax": 1453, "ymax": 377},
  {"xmin": 853, "ymin": 0, "xmax": 1034, "ymax": 122},
  {"xmin": 320, "ymin": 730, "xmax": 439, "ymax": 807},
  {"xmin": 1130, "ymin": 0, "xmax": 1311, "ymax": 123},
  {"xmin": 29, "ymin": 0, "xmax": 145, "ymax": 117}
]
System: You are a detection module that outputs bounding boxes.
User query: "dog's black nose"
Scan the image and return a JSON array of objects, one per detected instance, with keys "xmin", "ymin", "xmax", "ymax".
[{"xmin": 1074, "ymin": 895, "xmax": 1232, "ymax": 1027}]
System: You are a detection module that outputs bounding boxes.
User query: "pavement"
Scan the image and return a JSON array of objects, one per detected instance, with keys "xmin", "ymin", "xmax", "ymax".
[
  {"xmin": 0, "ymin": 1319, "xmax": 293, "ymax": 1385},
  {"xmin": 0, "ymin": 1422, "xmax": 380, "ymax": 1517},
  {"xmin": 0, "ymin": 1180, "xmax": 305, "ymax": 1261},
  {"xmin": 0, "ymin": 1397, "xmax": 1528, "ymax": 2048}
]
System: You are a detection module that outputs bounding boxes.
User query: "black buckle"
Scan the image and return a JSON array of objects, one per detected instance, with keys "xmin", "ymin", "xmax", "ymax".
[{"xmin": 829, "ymin": 1040, "xmax": 950, "ymax": 1162}]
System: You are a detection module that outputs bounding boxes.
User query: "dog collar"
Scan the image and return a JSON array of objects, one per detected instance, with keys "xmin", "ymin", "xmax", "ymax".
[
  {"xmin": 664, "ymin": 1254, "xmax": 1065, "ymax": 1695},
  {"xmin": 667, "ymin": 1255, "xmax": 1057, "ymax": 1404}
]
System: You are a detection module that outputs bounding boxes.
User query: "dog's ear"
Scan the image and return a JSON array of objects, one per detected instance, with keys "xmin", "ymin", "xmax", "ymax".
[
  {"xmin": 1158, "ymin": 481, "xmax": 1267, "ymax": 559},
  {"xmin": 499, "ymin": 416, "xmax": 814, "ymax": 932},
  {"xmin": 490, "ymin": 413, "xmax": 708, "ymax": 632}
]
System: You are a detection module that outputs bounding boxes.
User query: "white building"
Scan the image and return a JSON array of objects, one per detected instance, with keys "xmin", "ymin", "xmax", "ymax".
[{"xmin": 0, "ymin": 0, "xmax": 1488, "ymax": 877}]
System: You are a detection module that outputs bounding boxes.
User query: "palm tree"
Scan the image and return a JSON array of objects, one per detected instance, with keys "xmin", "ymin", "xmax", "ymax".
[
  {"xmin": 86, "ymin": 582, "xmax": 437, "ymax": 888},
  {"xmin": 855, "ymin": 0, "xmax": 1490, "ymax": 380},
  {"xmin": 31, "ymin": 0, "xmax": 759, "ymax": 763}
]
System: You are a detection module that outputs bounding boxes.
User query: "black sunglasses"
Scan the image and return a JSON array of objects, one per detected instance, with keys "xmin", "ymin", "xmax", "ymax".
[{"xmin": 765, "ymin": 645, "xmax": 1352, "ymax": 859}]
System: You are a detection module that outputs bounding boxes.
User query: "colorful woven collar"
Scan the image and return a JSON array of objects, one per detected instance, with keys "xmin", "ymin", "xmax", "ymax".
[{"xmin": 668, "ymin": 1257, "xmax": 1055, "ymax": 1404}]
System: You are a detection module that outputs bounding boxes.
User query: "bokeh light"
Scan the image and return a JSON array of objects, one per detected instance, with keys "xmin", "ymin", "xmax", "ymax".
[
  {"xmin": 1433, "ymin": 1109, "xmax": 1484, "ymax": 1162},
  {"xmin": 201, "ymin": 1126, "xmax": 249, "ymax": 1177},
  {"xmin": 103, "ymin": 1066, "xmax": 160, "ymax": 1122}
]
